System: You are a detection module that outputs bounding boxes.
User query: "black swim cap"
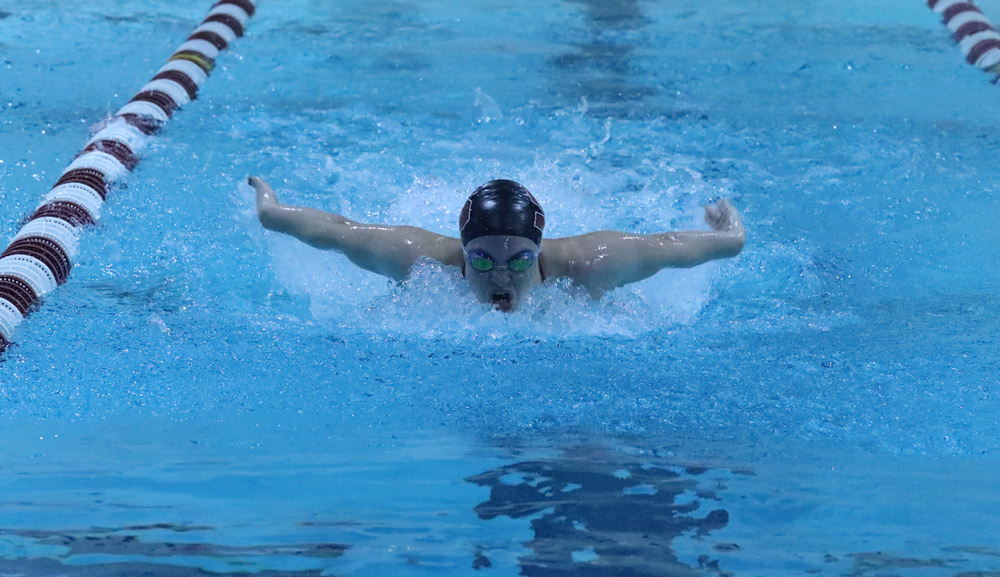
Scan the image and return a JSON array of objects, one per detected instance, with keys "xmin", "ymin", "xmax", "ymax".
[{"xmin": 459, "ymin": 180, "xmax": 545, "ymax": 246}]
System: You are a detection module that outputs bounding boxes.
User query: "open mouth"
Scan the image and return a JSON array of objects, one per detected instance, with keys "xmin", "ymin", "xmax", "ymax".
[{"xmin": 491, "ymin": 292, "xmax": 513, "ymax": 312}]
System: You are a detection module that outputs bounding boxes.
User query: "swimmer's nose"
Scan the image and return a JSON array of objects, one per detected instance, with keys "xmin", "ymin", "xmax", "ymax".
[{"xmin": 491, "ymin": 269, "xmax": 513, "ymax": 284}]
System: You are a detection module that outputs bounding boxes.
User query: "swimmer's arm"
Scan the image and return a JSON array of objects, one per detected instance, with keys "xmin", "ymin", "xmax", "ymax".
[
  {"xmin": 542, "ymin": 199, "xmax": 745, "ymax": 297},
  {"xmin": 250, "ymin": 176, "xmax": 464, "ymax": 280}
]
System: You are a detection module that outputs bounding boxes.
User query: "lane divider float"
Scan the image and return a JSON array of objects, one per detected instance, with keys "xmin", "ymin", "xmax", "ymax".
[
  {"xmin": 0, "ymin": 0, "xmax": 256, "ymax": 353},
  {"xmin": 928, "ymin": 0, "xmax": 1000, "ymax": 77}
]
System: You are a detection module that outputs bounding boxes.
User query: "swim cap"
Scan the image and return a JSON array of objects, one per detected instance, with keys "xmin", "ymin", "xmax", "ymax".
[{"xmin": 459, "ymin": 180, "xmax": 545, "ymax": 246}]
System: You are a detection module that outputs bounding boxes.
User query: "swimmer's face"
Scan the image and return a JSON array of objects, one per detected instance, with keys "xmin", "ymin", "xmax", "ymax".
[{"xmin": 463, "ymin": 235, "xmax": 542, "ymax": 312}]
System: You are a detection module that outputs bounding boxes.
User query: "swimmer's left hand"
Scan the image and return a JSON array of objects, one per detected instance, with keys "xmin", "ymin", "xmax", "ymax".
[{"xmin": 704, "ymin": 198, "xmax": 742, "ymax": 232}]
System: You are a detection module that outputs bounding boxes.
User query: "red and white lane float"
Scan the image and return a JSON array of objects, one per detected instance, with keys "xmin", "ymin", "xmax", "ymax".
[
  {"xmin": 0, "ymin": 0, "xmax": 255, "ymax": 352},
  {"xmin": 929, "ymin": 0, "xmax": 1000, "ymax": 75}
]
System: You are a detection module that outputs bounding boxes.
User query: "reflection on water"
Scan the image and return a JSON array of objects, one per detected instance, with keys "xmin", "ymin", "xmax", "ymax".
[
  {"xmin": 466, "ymin": 442, "xmax": 1000, "ymax": 577},
  {"xmin": 3, "ymin": 432, "xmax": 1000, "ymax": 577},
  {"xmin": 0, "ymin": 559, "xmax": 331, "ymax": 577},
  {"xmin": 0, "ymin": 524, "xmax": 345, "ymax": 576},
  {"xmin": 468, "ymin": 443, "xmax": 734, "ymax": 576},
  {"xmin": 554, "ymin": 0, "xmax": 659, "ymax": 119}
]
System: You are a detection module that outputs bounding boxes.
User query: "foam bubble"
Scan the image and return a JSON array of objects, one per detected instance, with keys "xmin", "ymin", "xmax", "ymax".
[{"xmin": 271, "ymin": 254, "xmax": 715, "ymax": 340}]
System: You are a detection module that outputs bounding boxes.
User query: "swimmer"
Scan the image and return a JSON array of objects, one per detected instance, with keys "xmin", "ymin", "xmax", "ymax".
[{"xmin": 250, "ymin": 177, "xmax": 744, "ymax": 312}]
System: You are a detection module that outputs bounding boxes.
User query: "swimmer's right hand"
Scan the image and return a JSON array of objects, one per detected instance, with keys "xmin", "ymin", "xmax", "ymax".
[{"xmin": 249, "ymin": 176, "xmax": 281, "ymax": 222}]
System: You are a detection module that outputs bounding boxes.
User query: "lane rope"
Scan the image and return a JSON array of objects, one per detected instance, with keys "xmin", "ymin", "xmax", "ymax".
[
  {"xmin": 0, "ymin": 0, "xmax": 256, "ymax": 353},
  {"xmin": 928, "ymin": 0, "xmax": 1000, "ymax": 78}
]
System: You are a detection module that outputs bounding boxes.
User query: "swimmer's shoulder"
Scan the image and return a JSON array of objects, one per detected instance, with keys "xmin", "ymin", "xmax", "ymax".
[
  {"xmin": 539, "ymin": 235, "xmax": 591, "ymax": 280},
  {"xmin": 406, "ymin": 228, "xmax": 464, "ymax": 268},
  {"xmin": 540, "ymin": 233, "xmax": 621, "ymax": 297}
]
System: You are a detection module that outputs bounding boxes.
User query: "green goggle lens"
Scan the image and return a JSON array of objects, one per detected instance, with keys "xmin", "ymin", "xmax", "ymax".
[
  {"xmin": 470, "ymin": 256, "xmax": 494, "ymax": 272},
  {"xmin": 466, "ymin": 250, "xmax": 537, "ymax": 273},
  {"xmin": 507, "ymin": 254, "xmax": 534, "ymax": 273}
]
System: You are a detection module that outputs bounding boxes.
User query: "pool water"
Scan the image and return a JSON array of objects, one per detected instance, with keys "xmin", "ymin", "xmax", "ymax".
[{"xmin": 2, "ymin": 0, "xmax": 1000, "ymax": 575}]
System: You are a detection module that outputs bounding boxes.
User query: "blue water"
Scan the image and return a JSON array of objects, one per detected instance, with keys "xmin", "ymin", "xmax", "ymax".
[{"xmin": 2, "ymin": 0, "xmax": 1000, "ymax": 575}]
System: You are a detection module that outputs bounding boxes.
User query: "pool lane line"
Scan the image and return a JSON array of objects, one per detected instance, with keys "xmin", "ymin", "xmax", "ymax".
[
  {"xmin": 928, "ymin": 0, "xmax": 1000, "ymax": 78},
  {"xmin": 0, "ymin": 0, "xmax": 256, "ymax": 354}
]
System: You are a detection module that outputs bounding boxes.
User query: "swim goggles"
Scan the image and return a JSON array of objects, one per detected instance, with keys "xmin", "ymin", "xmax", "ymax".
[{"xmin": 464, "ymin": 249, "xmax": 537, "ymax": 273}]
